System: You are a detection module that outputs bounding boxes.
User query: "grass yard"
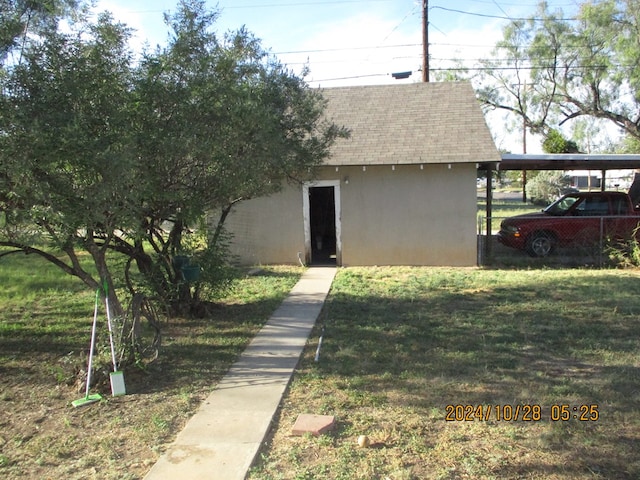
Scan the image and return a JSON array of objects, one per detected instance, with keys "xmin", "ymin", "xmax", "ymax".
[
  {"xmin": 477, "ymin": 190, "xmax": 542, "ymax": 236},
  {"xmin": 2, "ymin": 251, "xmax": 640, "ymax": 480},
  {"xmin": 0, "ymin": 250, "xmax": 304, "ymax": 480},
  {"xmin": 248, "ymin": 267, "xmax": 640, "ymax": 480},
  {"xmin": 477, "ymin": 190, "xmax": 541, "ymax": 219}
]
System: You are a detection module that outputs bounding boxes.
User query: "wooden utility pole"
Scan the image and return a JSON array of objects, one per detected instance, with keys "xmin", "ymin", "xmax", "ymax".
[
  {"xmin": 522, "ymin": 113, "xmax": 527, "ymax": 202},
  {"xmin": 522, "ymin": 83, "xmax": 528, "ymax": 202},
  {"xmin": 422, "ymin": 0, "xmax": 429, "ymax": 82}
]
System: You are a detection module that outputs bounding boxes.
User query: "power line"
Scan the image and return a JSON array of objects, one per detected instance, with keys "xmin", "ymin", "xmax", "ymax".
[
  {"xmin": 309, "ymin": 72, "xmax": 391, "ymax": 82},
  {"xmin": 491, "ymin": 0, "xmax": 513, "ymax": 21},
  {"xmin": 310, "ymin": 61, "xmax": 635, "ymax": 83},
  {"xmin": 380, "ymin": 3, "xmax": 419, "ymax": 44},
  {"xmin": 221, "ymin": 0, "xmax": 393, "ymax": 8},
  {"xmin": 465, "ymin": 0, "xmax": 578, "ymax": 6},
  {"xmin": 274, "ymin": 43, "xmax": 421, "ymax": 55},
  {"xmin": 118, "ymin": 0, "xmax": 580, "ymax": 13},
  {"xmin": 430, "ymin": 5, "xmax": 578, "ymax": 22},
  {"xmin": 275, "ymin": 37, "xmax": 622, "ymax": 57},
  {"xmin": 116, "ymin": 0, "xmax": 396, "ymax": 13},
  {"xmin": 284, "ymin": 54, "xmax": 422, "ymax": 66}
]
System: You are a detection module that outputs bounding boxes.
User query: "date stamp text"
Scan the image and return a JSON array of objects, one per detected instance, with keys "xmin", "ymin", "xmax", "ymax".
[{"xmin": 445, "ymin": 404, "xmax": 599, "ymax": 422}]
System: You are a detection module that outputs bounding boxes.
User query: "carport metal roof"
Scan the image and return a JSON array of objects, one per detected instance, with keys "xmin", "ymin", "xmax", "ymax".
[
  {"xmin": 479, "ymin": 153, "xmax": 640, "ymax": 263},
  {"xmin": 491, "ymin": 153, "xmax": 640, "ymax": 171},
  {"xmin": 480, "ymin": 153, "xmax": 640, "ymax": 209}
]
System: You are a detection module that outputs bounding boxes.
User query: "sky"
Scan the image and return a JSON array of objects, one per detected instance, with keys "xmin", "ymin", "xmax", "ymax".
[{"xmin": 90, "ymin": 0, "xmax": 584, "ymax": 152}]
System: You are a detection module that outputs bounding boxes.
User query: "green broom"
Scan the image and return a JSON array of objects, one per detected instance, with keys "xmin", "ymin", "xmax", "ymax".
[{"xmin": 72, "ymin": 289, "xmax": 103, "ymax": 407}]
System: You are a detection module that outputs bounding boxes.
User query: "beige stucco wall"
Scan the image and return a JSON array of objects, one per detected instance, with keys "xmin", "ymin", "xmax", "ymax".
[
  {"xmin": 223, "ymin": 184, "xmax": 305, "ymax": 266},
  {"xmin": 225, "ymin": 163, "xmax": 478, "ymax": 266}
]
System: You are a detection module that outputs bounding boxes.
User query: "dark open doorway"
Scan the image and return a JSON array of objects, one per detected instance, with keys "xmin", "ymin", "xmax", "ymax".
[{"xmin": 309, "ymin": 186, "xmax": 337, "ymax": 265}]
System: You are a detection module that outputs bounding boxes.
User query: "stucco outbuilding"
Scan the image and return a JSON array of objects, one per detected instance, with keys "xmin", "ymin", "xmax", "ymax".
[{"xmin": 224, "ymin": 81, "xmax": 501, "ymax": 266}]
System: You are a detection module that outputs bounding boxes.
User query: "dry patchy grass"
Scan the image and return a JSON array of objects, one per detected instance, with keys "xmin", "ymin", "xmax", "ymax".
[
  {"xmin": 0, "ymin": 253, "xmax": 303, "ymax": 480},
  {"xmin": 3, "ymin": 261, "xmax": 640, "ymax": 480},
  {"xmin": 248, "ymin": 267, "xmax": 640, "ymax": 480}
]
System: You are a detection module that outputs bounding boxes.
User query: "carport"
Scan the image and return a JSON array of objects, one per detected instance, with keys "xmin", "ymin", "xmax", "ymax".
[{"xmin": 478, "ymin": 153, "xmax": 640, "ymax": 262}]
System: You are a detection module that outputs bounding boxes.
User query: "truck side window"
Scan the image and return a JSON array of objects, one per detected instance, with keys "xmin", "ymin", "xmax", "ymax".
[
  {"xmin": 579, "ymin": 198, "xmax": 610, "ymax": 216},
  {"xmin": 611, "ymin": 197, "xmax": 626, "ymax": 215},
  {"xmin": 573, "ymin": 198, "xmax": 587, "ymax": 215},
  {"xmin": 551, "ymin": 196, "xmax": 578, "ymax": 214}
]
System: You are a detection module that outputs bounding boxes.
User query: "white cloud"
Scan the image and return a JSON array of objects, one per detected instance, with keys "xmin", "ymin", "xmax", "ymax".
[
  {"xmin": 274, "ymin": 12, "xmax": 423, "ymax": 87},
  {"xmin": 93, "ymin": 0, "xmax": 171, "ymax": 53},
  {"xmin": 88, "ymin": 1, "xmax": 538, "ymax": 151}
]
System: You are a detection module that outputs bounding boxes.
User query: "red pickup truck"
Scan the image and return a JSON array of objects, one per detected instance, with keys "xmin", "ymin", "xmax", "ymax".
[{"xmin": 497, "ymin": 191, "xmax": 640, "ymax": 257}]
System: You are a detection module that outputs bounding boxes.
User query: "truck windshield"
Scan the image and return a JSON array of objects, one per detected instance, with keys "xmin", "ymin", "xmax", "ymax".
[{"xmin": 544, "ymin": 196, "xmax": 579, "ymax": 216}]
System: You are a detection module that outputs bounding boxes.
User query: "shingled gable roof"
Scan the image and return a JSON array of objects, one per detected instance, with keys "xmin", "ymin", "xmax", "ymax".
[{"xmin": 320, "ymin": 81, "xmax": 501, "ymax": 167}]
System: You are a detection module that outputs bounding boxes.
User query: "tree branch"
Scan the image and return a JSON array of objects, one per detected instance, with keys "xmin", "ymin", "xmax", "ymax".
[{"xmin": 0, "ymin": 241, "xmax": 80, "ymax": 278}]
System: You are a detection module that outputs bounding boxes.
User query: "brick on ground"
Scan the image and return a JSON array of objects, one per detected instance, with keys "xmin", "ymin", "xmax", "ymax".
[{"xmin": 291, "ymin": 414, "xmax": 336, "ymax": 436}]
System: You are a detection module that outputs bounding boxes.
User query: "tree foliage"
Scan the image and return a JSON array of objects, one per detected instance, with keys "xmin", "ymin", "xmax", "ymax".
[
  {"xmin": 526, "ymin": 171, "xmax": 572, "ymax": 205},
  {"xmin": 0, "ymin": 12, "xmax": 136, "ymax": 312},
  {"xmin": 478, "ymin": 0, "xmax": 640, "ymax": 148},
  {"xmin": 0, "ymin": 0, "xmax": 85, "ymax": 63},
  {"xmin": 542, "ymin": 129, "xmax": 580, "ymax": 153},
  {"xmin": 0, "ymin": 0, "xmax": 347, "ymax": 363}
]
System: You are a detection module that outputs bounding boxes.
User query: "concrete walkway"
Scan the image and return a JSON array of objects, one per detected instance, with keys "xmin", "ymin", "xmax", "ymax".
[{"xmin": 144, "ymin": 267, "xmax": 336, "ymax": 480}]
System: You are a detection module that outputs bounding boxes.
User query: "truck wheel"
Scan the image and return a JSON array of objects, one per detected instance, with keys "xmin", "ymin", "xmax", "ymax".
[{"xmin": 526, "ymin": 232, "xmax": 556, "ymax": 257}]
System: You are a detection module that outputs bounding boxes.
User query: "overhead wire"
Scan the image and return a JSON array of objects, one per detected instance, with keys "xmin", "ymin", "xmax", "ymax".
[
  {"xmin": 221, "ymin": 0, "xmax": 394, "ymax": 8},
  {"xmin": 270, "ymin": 0, "xmax": 584, "ymax": 55},
  {"xmin": 379, "ymin": 2, "xmax": 420, "ymax": 44},
  {"xmin": 300, "ymin": 0, "xmax": 600, "ymax": 83},
  {"xmin": 120, "ymin": 0, "xmax": 398, "ymax": 14},
  {"xmin": 273, "ymin": 43, "xmax": 422, "ymax": 55},
  {"xmin": 92, "ymin": 0, "xmax": 597, "ymax": 83},
  {"xmin": 312, "ymin": 60, "xmax": 634, "ymax": 83},
  {"xmin": 430, "ymin": 5, "xmax": 578, "ymax": 22}
]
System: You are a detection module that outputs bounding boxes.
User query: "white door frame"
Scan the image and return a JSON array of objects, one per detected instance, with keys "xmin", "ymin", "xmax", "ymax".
[{"xmin": 302, "ymin": 180, "xmax": 341, "ymax": 265}]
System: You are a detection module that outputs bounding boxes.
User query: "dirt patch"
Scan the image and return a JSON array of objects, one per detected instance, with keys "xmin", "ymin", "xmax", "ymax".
[{"xmin": 0, "ymin": 345, "xmax": 211, "ymax": 479}]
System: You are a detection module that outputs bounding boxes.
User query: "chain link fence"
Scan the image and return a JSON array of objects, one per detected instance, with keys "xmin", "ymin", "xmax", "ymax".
[{"xmin": 478, "ymin": 215, "xmax": 640, "ymax": 268}]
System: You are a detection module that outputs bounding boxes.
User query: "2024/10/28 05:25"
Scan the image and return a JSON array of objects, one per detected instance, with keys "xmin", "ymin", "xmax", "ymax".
[{"xmin": 445, "ymin": 404, "xmax": 599, "ymax": 422}]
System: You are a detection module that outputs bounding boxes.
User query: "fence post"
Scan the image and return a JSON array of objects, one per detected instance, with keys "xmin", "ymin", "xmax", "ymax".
[
  {"xmin": 484, "ymin": 168, "xmax": 494, "ymax": 263},
  {"xmin": 599, "ymin": 217, "xmax": 604, "ymax": 267},
  {"xmin": 477, "ymin": 216, "xmax": 484, "ymax": 266}
]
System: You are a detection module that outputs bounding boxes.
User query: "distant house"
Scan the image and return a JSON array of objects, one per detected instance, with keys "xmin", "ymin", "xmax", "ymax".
[{"xmin": 224, "ymin": 82, "xmax": 501, "ymax": 267}]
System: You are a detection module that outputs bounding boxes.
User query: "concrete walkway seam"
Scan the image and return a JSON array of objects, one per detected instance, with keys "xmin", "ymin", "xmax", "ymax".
[{"xmin": 144, "ymin": 267, "xmax": 337, "ymax": 480}]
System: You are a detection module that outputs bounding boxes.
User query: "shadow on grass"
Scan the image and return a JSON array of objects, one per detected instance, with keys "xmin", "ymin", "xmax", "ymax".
[
  {"xmin": 306, "ymin": 270, "xmax": 640, "ymax": 479},
  {"xmin": 0, "ymin": 266, "xmax": 304, "ymax": 396}
]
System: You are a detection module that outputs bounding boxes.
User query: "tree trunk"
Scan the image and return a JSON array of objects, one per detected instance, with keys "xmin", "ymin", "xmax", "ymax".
[{"xmin": 86, "ymin": 237, "xmax": 125, "ymax": 319}]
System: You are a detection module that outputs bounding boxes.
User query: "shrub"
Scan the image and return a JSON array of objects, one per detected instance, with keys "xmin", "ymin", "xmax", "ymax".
[
  {"xmin": 606, "ymin": 225, "xmax": 640, "ymax": 268},
  {"xmin": 526, "ymin": 171, "xmax": 572, "ymax": 205}
]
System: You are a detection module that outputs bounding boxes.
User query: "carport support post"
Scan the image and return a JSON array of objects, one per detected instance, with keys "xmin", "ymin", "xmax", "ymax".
[{"xmin": 484, "ymin": 165, "xmax": 494, "ymax": 263}]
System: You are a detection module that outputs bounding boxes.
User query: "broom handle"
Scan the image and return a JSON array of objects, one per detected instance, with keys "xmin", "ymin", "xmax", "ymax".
[
  {"xmin": 85, "ymin": 289, "xmax": 100, "ymax": 398},
  {"xmin": 104, "ymin": 292, "xmax": 118, "ymax": 371}
]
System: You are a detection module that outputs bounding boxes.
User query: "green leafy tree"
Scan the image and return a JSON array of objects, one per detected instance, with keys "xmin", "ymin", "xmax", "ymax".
[
  {"xmin": 126, "ymin": 1, "xmax": 347, "ymax": 314},
  {"xmin": 0, "ymin": 13, "xmax": 136, "ymax": 320},
  {"xmin": 542, "ymin": 129, "xmax": 580, "ymax": 153},
  {"xmin": 0, "ymin": 0, "xmax": 347, "ymax": 362},
  {"xmin": 0, "ymin": 0, "xmax": 86, "ymax": 63},
  {"xmin": 476, "ymin": 10, "xmax": 557, "ymax": 138},
  {"xmin": 619, "ymin": 136, "xmax": 640, "ymax": 154},
  {"xmin": 478, "ymin": 0, "xmax": 640, "ymax": 145},
  {"xmin": 526, "ymin": 171, "xmax": 572, "ymax": 205}
]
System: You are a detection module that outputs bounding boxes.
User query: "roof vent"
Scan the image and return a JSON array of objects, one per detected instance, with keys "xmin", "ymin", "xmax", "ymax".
[{"xmin": 391, "ymin": 71, "xmax": 412, "ymax": 80}]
